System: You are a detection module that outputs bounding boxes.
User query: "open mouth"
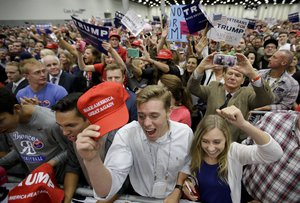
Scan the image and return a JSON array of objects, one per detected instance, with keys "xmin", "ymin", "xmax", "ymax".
[{"xmin": 145, "ymin": 129, "xmax": 156, "ymax": 136}]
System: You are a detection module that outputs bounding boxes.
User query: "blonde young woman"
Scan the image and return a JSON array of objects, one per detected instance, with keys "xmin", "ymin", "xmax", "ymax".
[{"xmin": 183, "ymin": 105, "xmax": 283, "ymax": 203}]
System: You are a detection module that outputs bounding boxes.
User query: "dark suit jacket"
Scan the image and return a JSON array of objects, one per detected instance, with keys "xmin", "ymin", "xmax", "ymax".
[
  {"xmin": 48, "ymin": 71, "xmax": 87, "ymax": 93},
  {"xmin": 5, "ymin": 79, "xmax": 29, "ymax": 95}
]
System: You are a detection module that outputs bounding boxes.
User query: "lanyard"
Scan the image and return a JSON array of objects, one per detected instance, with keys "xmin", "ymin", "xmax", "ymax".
[{"xmin": 147, "ymin": 132, "xmax": 172, "ymax": 181}]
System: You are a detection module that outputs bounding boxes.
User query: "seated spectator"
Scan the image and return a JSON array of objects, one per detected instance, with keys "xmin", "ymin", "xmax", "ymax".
[
  {"xmin": 16, "ymin": 58, "xmax": 67, "ymax": 108},
  {"xmin": 76, "ymin": 85, "xmax": 193, "ymax": 202},
  {"xmin": 255, "ymin": 50, "xmax": 299, "ymax": 111},
  {"xmin": 182, "ymin": 105, "xmax": 283, "ymax": 203},
  {"xmin": 5, "ymin": 61, "xmax": 28, "ymax": 95},
  {"xmin": 158, "ymin": 74, "xmax": 193, "ymax": 127},
  {"xmin": 0, "ymin": 87, "xmax": 68, "ymax": 183},
  {"xmin": 187, "ymin": 53, "xmax": 274, "ymax": 141},
  {"xmin": 242, "ymin": 110, "xmax": 299, "ymax": 203}
]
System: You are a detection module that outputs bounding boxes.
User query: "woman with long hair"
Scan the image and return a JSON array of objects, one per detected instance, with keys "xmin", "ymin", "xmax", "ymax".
[
  {"xmin": 158, "ymin": 74, "xmax": 193, "ymax": 127},
  {"xmin": 183, "ymin": 105, "xmax": 283, "ymax": 203}
]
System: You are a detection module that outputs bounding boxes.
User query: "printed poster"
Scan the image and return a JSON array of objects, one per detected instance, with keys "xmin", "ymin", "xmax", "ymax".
[{"xmin": 72, "ymin": 16, "xmax": 109, "ymax": 55}]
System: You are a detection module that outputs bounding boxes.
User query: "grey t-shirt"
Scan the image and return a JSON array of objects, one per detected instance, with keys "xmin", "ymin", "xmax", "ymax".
[{"xmin": 6, "ymin": 106, "xmax": 68, "ymax": 171}]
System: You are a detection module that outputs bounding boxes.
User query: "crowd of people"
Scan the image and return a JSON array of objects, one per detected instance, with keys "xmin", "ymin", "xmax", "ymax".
[{"xmin": 0, "ymin": 16, "xmax": 299, "ymax": 203}]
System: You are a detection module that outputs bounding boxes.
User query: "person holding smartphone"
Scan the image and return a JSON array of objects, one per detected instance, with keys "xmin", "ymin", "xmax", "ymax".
[
  {"xmin": 187, "ymin": 53, "xmax": 274, "ymax": 142},
  {"xmin": 182, "ymin": 105, "xmax": 283, "ymax": 203}
]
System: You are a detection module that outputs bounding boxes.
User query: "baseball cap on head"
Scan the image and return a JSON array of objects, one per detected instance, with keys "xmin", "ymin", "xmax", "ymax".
[
  {"xmin": 45, "ymin": 43, "xmax": 58, "ymax": 50},
  {"xmin": 156, "ymin": 49, "xmax": 173, "ymax": 60},
  {"xmin": 77, "ymin": 81, "xmax": 129, "ymax": 139},
  {"xmin": 109, "ymin": 31, "xmax": 121, "ymax": 39},
  {"xmin": 131, "ymin": 40, "xmax": 142, "ymax": 47}
]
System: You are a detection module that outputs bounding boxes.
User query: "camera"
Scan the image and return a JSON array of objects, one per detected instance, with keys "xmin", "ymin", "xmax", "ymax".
[{"xmin": 213, "ymin": 54, "xmax": 237, "ymax": 67}]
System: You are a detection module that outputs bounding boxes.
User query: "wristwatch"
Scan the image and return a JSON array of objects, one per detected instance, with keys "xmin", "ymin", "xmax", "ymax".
[{"xmin": 175, "ymin": 184, "xmax": 183, "ymax": 191}]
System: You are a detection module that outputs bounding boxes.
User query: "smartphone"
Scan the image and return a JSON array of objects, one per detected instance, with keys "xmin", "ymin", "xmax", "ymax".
[
  {"xmin": 78, "ymin": 40, "xmax": 86, "ymax": 52},
  {"xmin": 184, "ymin": 180, "xmax": 200, "ymax": 199},
  {"xmin": 247, "ymin": 110, "xmax": 266, "ymax": 124},
  {"xmin": 127, "ymin": 48, "xmax": 139, "ymax": 58},
  {"xmin": 213, "ymin": 54, "xmax": 237, "ymax": 67}
]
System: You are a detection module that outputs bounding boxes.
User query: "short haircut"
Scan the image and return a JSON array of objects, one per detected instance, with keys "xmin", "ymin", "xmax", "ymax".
[
  {"xmin": 136, "ymin": 85, "xmax": 171, "ymax": 112},
  {"xmin": 280, "ymin": 50, "xmax": 294, "ymax": 67},
  {"xmin": 279, "ymin": 31, "xmax": 288, "ymax": 36},
  {"xmin": 19, "ymin": 58, "xmax": 42, "ymax": 74},
  {"xmin": 41, "ymin": 54, "xmax": 60, "ymax": 65},
  {"xmin": 0, "ymin": 87, "xmax": 19, "ymax": 114},
  {"xmin": 6, "ymin": 61, "xmax": 21, "ymax": 73},
  {"xmin": 105, "ymin": 63, "xmax": 125, "ymax": 76},
  {"xmin": 52, "ymin": 92, "xmax": 86, "ymax": 120}
]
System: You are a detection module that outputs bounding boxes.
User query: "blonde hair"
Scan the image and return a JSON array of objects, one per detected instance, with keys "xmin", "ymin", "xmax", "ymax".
[
  {"xmin": 20, "ymin": 58, "xmax": 42, "ymax": 74},
  {"xmin": 190, "ymin": 115, "xmax": 232, "ymax": 182}
]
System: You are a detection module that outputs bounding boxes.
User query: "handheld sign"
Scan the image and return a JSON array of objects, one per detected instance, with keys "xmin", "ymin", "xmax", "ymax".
[
  {"xmin": 208, "ymin": 15, "xmax": 249, "ymax": 46},
  {"xmin": 72, "ymin": 16, "xmax": 109, "ymax": 55},
  {"xmin": 288, "ymin": 12, "xmax": 299, "ymax": 23},
  {"xmin": 114, "ymin": 11, "xmax": 125, "ymax": 28},
  {"xmin": 182, "ymin": 2, "xmax": 213, "ymax": 34},
  {"xmin": 168, "ymin": 5, "xmax": 187, "ymax": 42},
  {"xmin": 121, "ymin": 10, "xmax": 145, "ymax": 37}
]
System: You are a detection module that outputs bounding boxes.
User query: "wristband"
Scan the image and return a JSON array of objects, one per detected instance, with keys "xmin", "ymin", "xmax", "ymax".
[
  {"xmin": 175, "ymin": 184, "xmax": 183, "ymax": 191},
  {"xmin": 251, "ymin": 75, "xmax": 261, "ymax": 83}
]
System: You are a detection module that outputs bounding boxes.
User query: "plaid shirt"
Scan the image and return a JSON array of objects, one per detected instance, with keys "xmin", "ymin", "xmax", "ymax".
[
  {"xmin": 258, "ymin": 69, "xmax": 299, "ymax": 110},
  {"xmin": 242, "ymin": 111, "xmax": 300, "ymax": 203}
]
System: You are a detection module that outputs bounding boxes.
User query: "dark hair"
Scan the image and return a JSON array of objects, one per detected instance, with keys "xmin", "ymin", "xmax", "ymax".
[
  {"xmin": 0, "ymin": 87, "xmax": 19, "ymax": 114},
  {"xmin": 52, "ymin": 92, "xmax": 86, "ymax": 120}
]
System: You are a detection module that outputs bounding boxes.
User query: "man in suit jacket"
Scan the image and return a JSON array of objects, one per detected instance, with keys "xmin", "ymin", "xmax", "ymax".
[
  {"xmin": 42, "ymin": 55, "xmax": 77, "ymax": 93},
  {"xmin": 5, "ymin": 61, "xmax": 28, "ymax": 95},
  {"xmin": 187, "ymin": 53, "xmax": 274, "ymax": 142}
]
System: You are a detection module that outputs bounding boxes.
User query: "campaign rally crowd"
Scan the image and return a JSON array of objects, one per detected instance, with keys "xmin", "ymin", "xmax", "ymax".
[{"xmin": 0, "ymin": 8, "xmax": 299, "ymax": 203}]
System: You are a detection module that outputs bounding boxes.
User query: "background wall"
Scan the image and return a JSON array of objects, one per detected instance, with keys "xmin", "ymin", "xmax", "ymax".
[
  {"xmin": 149, "ymin": 4, "xmax": 300, "ymax": 21},
  {"xmin": 0, "ymin": 0, "xmax": 299, "ymax": 26}
]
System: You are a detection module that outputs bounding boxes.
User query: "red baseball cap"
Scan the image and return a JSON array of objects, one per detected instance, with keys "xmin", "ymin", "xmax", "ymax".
[
  {"xmin": 45, "ymin": 43, "xmax": 58, "ymax": 50},
  {"xmin": 109, "ymin": 31, "xmax": 121, "ymax": 40},
  {"xmin": 156, "ymin": 49, "xmax": 173, "ymax": 60},
  {"xmin": 77, "ymin": 81, "xmax": 129, "ymax": 139},
  {"xmin": 131, "ymin": 40, "xmax": 142, "ymax": 47},
  {"xmin": 8, "ymin": 163, "xmax": 64, "ymax": 203}
]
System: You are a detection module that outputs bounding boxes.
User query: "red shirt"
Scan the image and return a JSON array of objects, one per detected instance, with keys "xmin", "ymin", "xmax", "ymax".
[
  {"xmin": 93, "ymin": 63, "xmax": 106, "ymax": 81},
  {"xmin": 117, "ymin": 45, "xmax": 127, "ymax": 62}
]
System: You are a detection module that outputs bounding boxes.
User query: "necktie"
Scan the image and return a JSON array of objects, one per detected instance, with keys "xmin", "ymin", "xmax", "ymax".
[
  {"xmin": 12, "ymin": 83, "xmax": 17, "ymax": 93},
  {"xmin": 51, "ymin": 77, "xmax": 57, "ymax": 84},
  {"xmin": 219, "ymin": 93, "xmax": 232, "ymax": 109}
]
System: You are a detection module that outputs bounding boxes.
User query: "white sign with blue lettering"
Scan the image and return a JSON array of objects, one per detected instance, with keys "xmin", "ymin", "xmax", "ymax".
[
  {"xmin": 168, "ymin": 5, "xmax": 187, "ymax": 43},
  {"xmin": 208, "ymin": 16, "xmax": 249, "ymax": 46},
  {"xmin": 121, "ymin": 10, "xmax": 145, "ymax": 37}
]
